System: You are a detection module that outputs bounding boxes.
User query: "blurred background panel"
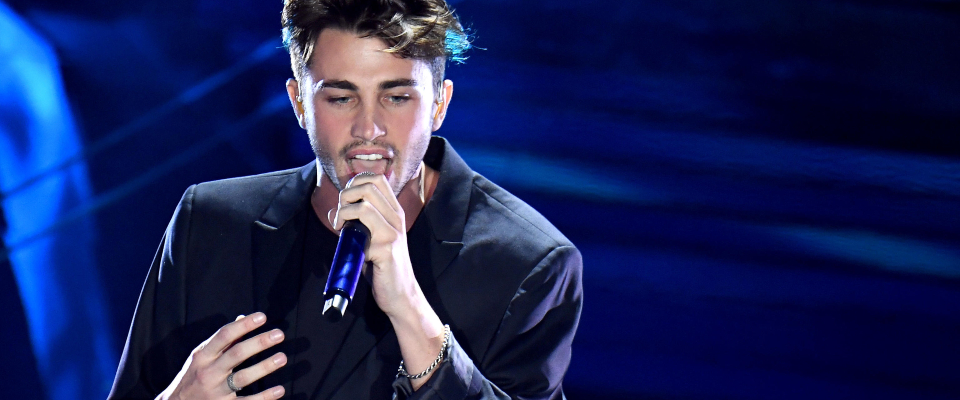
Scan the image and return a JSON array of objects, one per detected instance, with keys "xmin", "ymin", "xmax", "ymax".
[
  {"xmin": 1, "ymin": 0, "xmax": 958, "ymax": 399},
  {"xmin": 1, "ymin": 2, "xmax": 112, "ymax": 399}
]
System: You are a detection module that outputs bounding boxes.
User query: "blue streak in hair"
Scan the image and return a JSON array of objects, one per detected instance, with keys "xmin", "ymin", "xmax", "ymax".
[{"xmin": 445, "ymin": 28, "xmax": 473, "ymax": 64}]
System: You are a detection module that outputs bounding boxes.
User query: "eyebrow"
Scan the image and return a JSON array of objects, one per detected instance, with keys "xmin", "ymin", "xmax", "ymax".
[
  {"xmin": 379, "ymin": 79, "xmax": 417, "ymax": 91},
  {"xmin": 317, "ymin": 80, "xmax": 358, "ymax": 91},
  {"xmin": 315, "ymin": 79, "xmax": 418, "ymax": 92}
]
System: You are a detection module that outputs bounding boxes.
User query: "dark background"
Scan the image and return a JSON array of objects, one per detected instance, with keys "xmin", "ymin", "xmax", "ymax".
[{"xmin": 2, "ymin": 0, "xmax": 960, "ymax": 398}]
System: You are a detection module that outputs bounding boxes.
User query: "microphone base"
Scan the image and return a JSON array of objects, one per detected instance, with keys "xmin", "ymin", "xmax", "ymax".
[{"xmin": 323, "ymin": 294, "xmax": 349, "ymax": 323}]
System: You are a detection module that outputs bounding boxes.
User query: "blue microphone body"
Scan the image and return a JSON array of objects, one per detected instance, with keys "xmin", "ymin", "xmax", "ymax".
[{"xmin": 323, "ymin": 219, "xmax": 370, "ymax": 322}]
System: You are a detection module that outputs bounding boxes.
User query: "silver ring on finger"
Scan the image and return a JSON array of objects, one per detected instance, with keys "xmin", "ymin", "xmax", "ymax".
[{"xmin": 227, "ymin": 372, "xmax": 243, "ymax": 392}]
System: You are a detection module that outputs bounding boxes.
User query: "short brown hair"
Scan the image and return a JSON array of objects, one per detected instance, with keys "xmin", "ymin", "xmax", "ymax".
[{"xmin": 282, "ymin": 0, "xmax": 472, "ymax": 90}]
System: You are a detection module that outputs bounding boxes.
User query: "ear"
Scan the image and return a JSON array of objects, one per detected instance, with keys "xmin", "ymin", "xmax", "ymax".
[
  {"xmin": 286, "ymin": 78, "xmax": 306, "ymax": 129},
  {"xmin": 431, "ymin": 79, "xmax": 454, "ymax": 131}
]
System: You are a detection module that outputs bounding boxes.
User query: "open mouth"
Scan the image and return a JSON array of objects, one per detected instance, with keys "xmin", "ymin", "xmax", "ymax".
[{"xmin": 346, "ymin": 151, "xmax": 393, "ymax": 178}]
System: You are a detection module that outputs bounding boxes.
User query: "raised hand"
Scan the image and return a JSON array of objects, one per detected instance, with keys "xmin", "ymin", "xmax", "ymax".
[
  {"xmin": 157, "ymin": 312, "xmax": 287, "ymax": 400},
  {"xmin": 329, "ymin": 173, "xmax": 417, "ymax": 317},
  {"xmin": 328, "ymin": 172, "xmax": 446, "ymax": 389}
]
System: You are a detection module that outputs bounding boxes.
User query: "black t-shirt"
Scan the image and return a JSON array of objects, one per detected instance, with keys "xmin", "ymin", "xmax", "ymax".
[{"xmin": 289, "ymin": 209, "xmax": 355, "ymax": 398}]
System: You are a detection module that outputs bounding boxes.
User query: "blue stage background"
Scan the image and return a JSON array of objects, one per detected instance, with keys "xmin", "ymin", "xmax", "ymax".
[{"xmin": 1, "ymin": 0, "xmax": 959, "ymax": 399}]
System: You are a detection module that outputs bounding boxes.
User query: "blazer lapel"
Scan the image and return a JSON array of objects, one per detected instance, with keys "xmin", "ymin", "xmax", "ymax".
[
  {"xmin": 423, "ymin": 136, "xmax": 472, "ymax": 279},
  {"xmin": 251, "ymin": 161, "xmax": 316, "ymax": 311},
  {"xmin": 250, "ymin": 161, "xmax": 316, "ymax": 394}
]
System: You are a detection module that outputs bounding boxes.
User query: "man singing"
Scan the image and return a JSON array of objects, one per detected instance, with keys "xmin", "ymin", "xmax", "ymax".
[{"xmin": 109, "ymin": 0, "xmax": 582, "ymax": 399}]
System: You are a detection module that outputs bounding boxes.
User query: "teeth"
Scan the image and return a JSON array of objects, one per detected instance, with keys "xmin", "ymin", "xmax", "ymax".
[{"xmin": 354, "ymin": 154, "xmax": 383, "ymax": 161}]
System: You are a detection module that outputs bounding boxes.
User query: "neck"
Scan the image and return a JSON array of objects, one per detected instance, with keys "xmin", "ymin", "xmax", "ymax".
[{"xmin": 311, "ymin": 161, "xmax": 440, "ymax": 234}]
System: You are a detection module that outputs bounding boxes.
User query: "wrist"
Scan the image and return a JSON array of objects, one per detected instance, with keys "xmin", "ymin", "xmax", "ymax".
[
  {"xmin": 397, "ymin": 324, "xmax": 450, "ymax": 383},
  {"xmin": 387, "ymin": 289, "xmax": 446, "ymax": 389},
  {"xmin": 385, "ymin": 285, "xmax": 442, "ymax": 338}
]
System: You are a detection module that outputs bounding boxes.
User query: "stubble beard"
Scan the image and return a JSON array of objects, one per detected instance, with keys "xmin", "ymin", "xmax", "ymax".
[{"xmin": 310, "ymin": 132, "xmax": 431, "ymax": 196}]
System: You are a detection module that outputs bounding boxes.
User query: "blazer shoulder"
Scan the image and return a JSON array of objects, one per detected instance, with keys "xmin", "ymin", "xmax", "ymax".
[
  {"xmin": 474, "ymin": 175, "xmax": 572, "ymax": 246},
  {"xmin": 464, "ymin": 175, "xmax": 576, "ymax": 266},
  {"xmin": 193, "ymin": 166, "xmax": 303, "ymax": 196},
  {"xmin": 188, "ymin": 166, "xmax": 304, "ymax": 213}
]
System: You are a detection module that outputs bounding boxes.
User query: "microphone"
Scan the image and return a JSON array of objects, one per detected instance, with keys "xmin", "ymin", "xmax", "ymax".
[
  {"xmin": 322, "ymin": 172, "xmax": 375, "ymax": 323},
  {"xmin": 322, "ymin": 220, "xmax": 370, "ymax": 322}
]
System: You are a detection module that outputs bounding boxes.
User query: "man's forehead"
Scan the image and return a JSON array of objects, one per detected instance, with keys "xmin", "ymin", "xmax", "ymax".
[
  {"xmin": 304, "ymin": 29, "xmax": 432, "ymax": 87},
  {"xmin": 311, "ymin": 78, "xmax": 421, "ymax": 92},
  {"xmin": 303, "ymin": 62, "xmax": 433, "ymax": 94}
]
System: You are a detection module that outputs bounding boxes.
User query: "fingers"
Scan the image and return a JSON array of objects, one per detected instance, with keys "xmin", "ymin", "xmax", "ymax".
[
  {"xmin": 333, "ymin": 175, "xmax": 404, "ymax": 233},
  {"xmin": 338, "ymin": 182, "xmax": 401, "ymax": 222},
  {"xmin": 214, "ymin": 328, "xmax": 285, "ymax": 371},
  {"xmin": 345, "ymin": 174, "xmax": 402, "ymax": 214},
  {"xmin": 334, "ymin": 200, "xmax": 403, "ymax": 244},
  {"xmin": 230, "ymin": 352, "xmax": 287, "ymax": 394},
  {"xmin": 200, "ymin": 312, "xmax": 267, "ymax": 358},
  {"xmin": 240, "ymin": 385, "xmax": 286, "ymax": 400}
]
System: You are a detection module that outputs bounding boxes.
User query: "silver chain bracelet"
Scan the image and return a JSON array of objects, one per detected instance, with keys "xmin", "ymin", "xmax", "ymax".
[{"xmin": 397, "ymin": 324, "xmax": 451, "ymax": 380}]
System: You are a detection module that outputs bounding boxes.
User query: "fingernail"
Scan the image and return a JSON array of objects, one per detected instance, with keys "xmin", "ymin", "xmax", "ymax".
[
  {"xmin": 252, "ymin": 313, "xmax": 265, "ymax": 324},
  {"xmin": 270, "ymin": 330, "xmax": 284, "ymax": 342},
  {"xmin": 272, "ymin": 386, "xmax": 285, "ymax": 398},
  {"xmin": 273, "ymin": 353, "xmax": 287, "ymax": 366}
]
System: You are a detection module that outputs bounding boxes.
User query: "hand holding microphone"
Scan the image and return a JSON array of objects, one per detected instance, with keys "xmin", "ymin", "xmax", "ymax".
[
  {"xmin": 324, "ymin": 170, "xmax": 447, "ymax": 387},
  {"xmin": 322, "ymin": 172, "xmax": 375, "ymax": 322},
  {"xmin": 324, "ymin": 171, "xmax": 416, "ymax": 321}
]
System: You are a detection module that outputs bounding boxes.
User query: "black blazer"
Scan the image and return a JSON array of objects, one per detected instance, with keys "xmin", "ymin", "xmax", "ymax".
[{"xmin": 109, "ymin": 137, "xmax": 583, "ymax": 400}]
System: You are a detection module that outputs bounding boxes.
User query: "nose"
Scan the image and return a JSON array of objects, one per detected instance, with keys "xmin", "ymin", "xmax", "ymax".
[{"xmin": 351, "ymin": 101, "xmax": 386, "ymax": 142}]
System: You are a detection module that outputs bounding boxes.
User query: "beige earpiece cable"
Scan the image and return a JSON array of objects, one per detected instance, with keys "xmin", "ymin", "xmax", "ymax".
[{"xmin": 419, "ymin": 161, "xmax": 426, "ymax": 205}]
